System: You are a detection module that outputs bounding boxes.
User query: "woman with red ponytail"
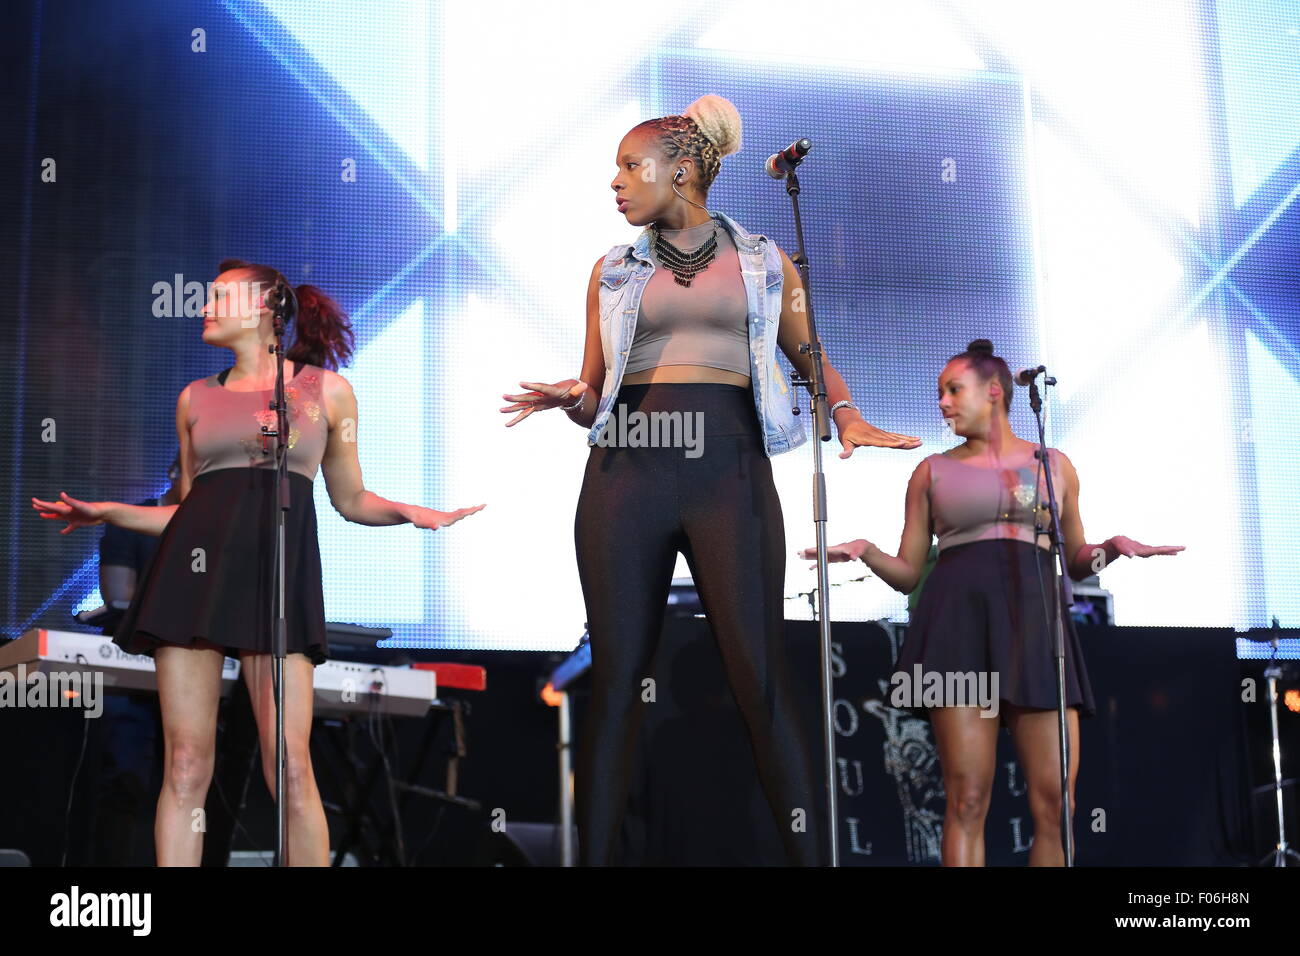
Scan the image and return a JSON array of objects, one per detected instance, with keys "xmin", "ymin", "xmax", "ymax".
[{"xmin": 33, "ymin": 260, "xmax": 484, "ymax": 866}]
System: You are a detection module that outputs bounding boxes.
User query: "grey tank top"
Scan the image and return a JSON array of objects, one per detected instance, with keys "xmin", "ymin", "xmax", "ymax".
[
  {"xmin": 928, "ymin": 450, "xmax": 1063, "ymax": 552},
  {"xmin": 624, "ymin": 219, "xmax": 750, "ymax": 377},
  {"xmin": 187, "ymin": 362, "xmax": 330, "ymax": 482}
]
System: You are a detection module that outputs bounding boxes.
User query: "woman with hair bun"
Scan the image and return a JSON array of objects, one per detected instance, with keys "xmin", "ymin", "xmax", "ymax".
[
  {"xmin": 501, "ymin": 94, "xmax": 920, "ymax": 865},
  {"xmin": 33, "ymin": 260, "xmax": 484, "ymax": 865},
  {"xmin": 806, "ymin": 338, "xmax": 1183, "ymax": 866}
]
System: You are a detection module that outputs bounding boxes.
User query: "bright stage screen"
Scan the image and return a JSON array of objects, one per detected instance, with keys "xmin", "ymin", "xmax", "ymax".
[{"xmin": 3, "ymin": 0, "xmax": 1298, "ymax": 650}]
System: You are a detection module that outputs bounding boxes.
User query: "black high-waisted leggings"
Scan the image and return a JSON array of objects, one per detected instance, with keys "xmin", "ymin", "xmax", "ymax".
[{"xmin": 573, "ymin": 382, "xmax": 822, "ymax": 865}]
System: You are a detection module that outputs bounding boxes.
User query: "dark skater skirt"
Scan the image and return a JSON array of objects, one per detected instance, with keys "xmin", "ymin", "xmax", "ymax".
[
  {"xmin": 894, "ymin": 538, "xmax": 1095, "ymax": 721},
  {"xmin": 112, "ymin": 467, "xmax": 328, "ymax": 665}
]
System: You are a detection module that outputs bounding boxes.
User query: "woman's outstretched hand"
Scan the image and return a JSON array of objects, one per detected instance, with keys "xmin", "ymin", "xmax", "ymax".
[
  {"xmin": 31, "ymin": 492, "xmax": 108, "ymax": 534},
  {"xmin": 404, "ymin": 503, "xmax": 487, "ymax": 531},
  {"xmin": 1108, "ymin": 535, "xmax": 1185, "ymax": 558},
  {"xmin": 799, "ymin": 539, "xmax": 873, "ymax": 568},
  {"xmin": 500, "ymin": 380, "xmax": 588, "ymax": 427},
  {"xmin": 838, "ymin": 420, "xmax": 922, "ymax": 458}
]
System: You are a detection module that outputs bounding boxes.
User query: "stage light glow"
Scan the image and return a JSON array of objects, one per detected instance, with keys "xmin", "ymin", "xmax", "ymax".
[
  {"xmin": 263, "ymin": 0, "xmax": 431, "ymax": 170},
  {"xmin": 1246, "ymin": 329, "xmax": 1300, "ymax": 627},
  {"xmin": 696, "ymin": 0, "xmax": 986, "ymax": 75},
  {"xmin": 1029, "ymin": 122, "xmax": 1187, "ymax": 402},
  {"xmin": 964, "ymin": 0, "xmax": 1211, "ymax": 227},
  {"xmin": 316, "ymin": 298, "xmax": 428, "ymax": 623},
  {"xmin": 10, "ymin": 0, "xmax": 1298, "ymax": 648}
]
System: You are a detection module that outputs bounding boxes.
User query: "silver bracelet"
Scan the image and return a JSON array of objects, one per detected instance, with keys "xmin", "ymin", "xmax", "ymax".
[
  {"xmin": 559, "ymin": 390, "xmax": 585, "ymax": 412},
  {"xmin": 830, "ymin": 400, "xmax": 858, "ymax": 417}
]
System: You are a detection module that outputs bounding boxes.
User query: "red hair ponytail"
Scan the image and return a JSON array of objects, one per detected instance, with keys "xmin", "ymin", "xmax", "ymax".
[{"xmin": 286, "ymin": 283, "xmax": 354, "ymax": 371}]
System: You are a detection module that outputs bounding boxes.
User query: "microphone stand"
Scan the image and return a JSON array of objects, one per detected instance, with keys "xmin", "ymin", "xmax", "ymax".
[
  {"xmin": 1026, "ymin": 373, "xmax": 1075, "ymax": 866},
  {"xmin": 1258, "ymin": 618, "xmax": 1300, "ymax": 866},
  {"xmin": 777, "ymin": 163, "xmax": 839, "ymax": 867},
  {"xmin": 265, "ymin": 292, "xmax": 294, "ymax": 867}
]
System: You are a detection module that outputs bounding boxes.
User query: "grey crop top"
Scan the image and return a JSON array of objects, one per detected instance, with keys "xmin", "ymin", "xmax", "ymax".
[
  {"xmin": 927, "ymin": 450, "xmax": 1064, "ymax": 552},
  {"xmin": 624, "ymin": 219, "xmax": 751, "ymax": 377},
  {"xmin": 187, "ymin": 361, "xmax": 330, "ymax": 482}
]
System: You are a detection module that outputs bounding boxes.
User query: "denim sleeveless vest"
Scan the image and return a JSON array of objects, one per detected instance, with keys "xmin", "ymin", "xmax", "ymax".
[{"xmin": 588, "ymin": 209, "xmax": 807, "ymax": 457}]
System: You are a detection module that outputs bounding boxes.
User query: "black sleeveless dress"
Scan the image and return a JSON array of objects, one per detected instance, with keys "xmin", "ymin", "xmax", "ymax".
[
  {"xmin": 112, "ymin": 363, "xmax": 330, "ymax": 665},
  {"xmin": 894, "ymin": 452, "xmax": 1096, "ymax": 721}
]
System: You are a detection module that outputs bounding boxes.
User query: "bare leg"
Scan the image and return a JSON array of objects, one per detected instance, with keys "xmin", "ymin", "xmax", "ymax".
[
  {"xmin": 1004, "ymin": 704, "xmax": 1081, "ymax": 866},
  {"xmin": 154, "ymin": 642, "xmax": 226, "ymax": 866},
  {"xmin": 241, "ymin": 651, "xmax": 330, "ymax": 866},
  {"xmin": 931, "ymin": 706, "xmax": 1001, "ymax": 866}
]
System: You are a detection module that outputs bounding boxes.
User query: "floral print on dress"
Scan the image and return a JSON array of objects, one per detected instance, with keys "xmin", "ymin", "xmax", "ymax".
[
  {"xmin": 1012, "ymin": 483, "xmax": 1038, "ymax": 509},
  {"xmin": 239, "ymin": 369, "xmax": 320, "ymax": 462}
]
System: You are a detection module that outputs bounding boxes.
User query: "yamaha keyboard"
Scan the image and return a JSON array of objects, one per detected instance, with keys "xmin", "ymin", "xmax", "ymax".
[{"xmin": 0, "ymin": 628, "xmax": 439, "ymax": 718}]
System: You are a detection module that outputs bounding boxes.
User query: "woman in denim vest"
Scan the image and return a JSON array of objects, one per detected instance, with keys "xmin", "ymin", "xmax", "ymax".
[{"xmin": 502, "ymin": 94, "xmax": 919, "ymax": 865}]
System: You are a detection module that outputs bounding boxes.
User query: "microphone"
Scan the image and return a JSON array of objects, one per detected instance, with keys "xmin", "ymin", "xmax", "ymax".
[
  {"xmin": 765, "ymin": 137, "xmax": 812, "ymax": 179},
  {"xmin": 265, "ymin": 281, "xmax": 298, "ymax": 325},
  {"xmin": 1014, "ymin": 365, "xmax": 1046, "ymax": 386}
]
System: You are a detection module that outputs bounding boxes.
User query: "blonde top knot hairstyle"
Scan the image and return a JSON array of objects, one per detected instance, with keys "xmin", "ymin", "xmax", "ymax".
[{"xmin": 634, "ymin": 94, "xmax": 743, "ymax": 192}]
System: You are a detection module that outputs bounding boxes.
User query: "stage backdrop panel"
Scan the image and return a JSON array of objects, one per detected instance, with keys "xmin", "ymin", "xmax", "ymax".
[{"xmin": 4, "ymin": 0, "xmax": 1298, "ymax": 650}]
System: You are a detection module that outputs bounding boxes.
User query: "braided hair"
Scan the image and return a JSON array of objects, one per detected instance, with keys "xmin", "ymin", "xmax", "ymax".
[
  {"xmin": 633, "ymin": 94, "xmax": 743, "ymax": 192},
  {"xmin": 950, "ymin": 338, "xmax": 1014, "ymax": 412}
]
